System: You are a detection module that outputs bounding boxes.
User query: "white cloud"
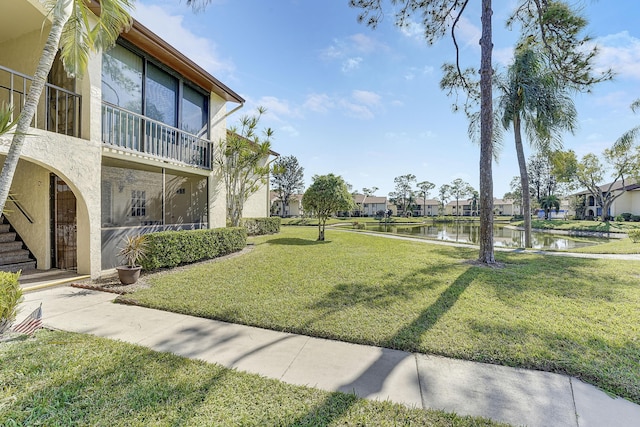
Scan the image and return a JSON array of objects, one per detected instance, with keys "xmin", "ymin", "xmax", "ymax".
[
  {"xmin": 132, "ymin": 2, "xmax": 234, "ymax": 76},
  {"xmin": 342, "ymin": 57, "xmax": 363, "ymax": 73},
  {"xmin": 399, "ymin": 19, "xmax": 424, "ymax": 40},
  {"xmin": 349, "ymin": 33, "xmax": 379, "ymax": 53},
  {"xmin": 280, "ymin": 125, "xmax": 300, "ymax": 138},
  {"xmin": 493, "ymin": 46, "xmax": 514, "ymax": 67},
  {"xmin": 320, "ymin": 34, "xmax": 388, "ymax": 73},
  {"xmin": 594, "ymin": 31, "xmax": 640, "ymax": 80},
  {"xmin": 455, "ymin": 15, "xmax": 481, "ymax": 49},
  {"xmin": 303, "ymin": 93, "xmax": 334, "ymax": 113},
  {"xmin": 340, "ymin": 100, "xmax": 374, "ymax": 120},
  {"xmin": 422, "ymin": 65, "xmax": 435, "ymax": 75},
  {"xmin": 352, "ymin": 90, "xmax": 381, "ymax": 106},
  {"xmin": 255, "ymin": 96, "xmax": 302, "ymax": 121}
]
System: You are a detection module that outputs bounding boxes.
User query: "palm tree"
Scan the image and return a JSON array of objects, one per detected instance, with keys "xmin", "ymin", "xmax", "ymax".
[
  {"xmin": 0, "ymin": 0, "xmax": 132, "ymax": 216},
  {"xmin": 417, "ymin": 180, "xmax": 435, "ymax": 217},
  {"xmin": 539, "ymin": 194, "xmax": 560, "ymax": 220},
  {"xmin": 614, "ymin": 99, "xmax": 640, "ymax": 151},
  {"xmin": 496, "ymin": 43, "xmax": 577, "ymax": 248}
]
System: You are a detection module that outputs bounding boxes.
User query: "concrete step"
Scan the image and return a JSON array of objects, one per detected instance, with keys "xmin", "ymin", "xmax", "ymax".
[
  {"xmin": 0, "ymin": 260, "xmax": 36, "ymax": 273},
  {"xmin": 0, "ymin": 241, "xmax": 24, "ymax": 253},
  {"xmin": 0, "ymin": 249, "xmax": 32, "ymax": 265},
  {"xmin": 0, "ymin": 232, "xmax": 16, "ymax": 243},
  {"xmin": 0, "ymin": 223, "xmax": 10, "ymax": 233}
]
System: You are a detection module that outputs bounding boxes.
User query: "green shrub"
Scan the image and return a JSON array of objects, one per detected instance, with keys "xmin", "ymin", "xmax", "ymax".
[
  {"xmin": 615, "ymin": 215, "xmax": 626, "ymax": 222},
  {"xmin": 241, "ymin": 217, "xmax": 281, "ymax": 236},
  {"xmin": 633, "ymin": 215, "xmax": 640, "ymax": 222},
  {"xmin": 141, "ymin": 227, "xmax": 247, "ymax": 270},
  {"xmin": 0, "ymin": 271, "xmax": 22, "ymax": 334},
  {"xmin": 628, "ymin": 230, "xmax": 640, "ymax": 243},
  {"xmin": 621, "ymin": 212, "xmax": 633, "ymax": 221}
]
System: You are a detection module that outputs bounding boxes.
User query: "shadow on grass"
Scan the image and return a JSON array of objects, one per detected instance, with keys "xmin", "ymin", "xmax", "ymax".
[
  {"xmin": 298, "ymin": 266, "xmax": 478, "ymax": 405},
  {"xmin": 265, "ymin": 237, "xmax": 329, "ymax": 246}
]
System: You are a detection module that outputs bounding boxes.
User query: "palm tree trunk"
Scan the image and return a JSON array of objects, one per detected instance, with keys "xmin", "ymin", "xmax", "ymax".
[
  {"xmin": 513, "ymin": 115, "xmax": 532, "ymax": 248},
  {"xmin": 0, "ymin": 2, "xmax": 71, "ymax": 216},
  {"xmin": 478, "ymin": 0, "xmax": 495, "ymax": 264}
]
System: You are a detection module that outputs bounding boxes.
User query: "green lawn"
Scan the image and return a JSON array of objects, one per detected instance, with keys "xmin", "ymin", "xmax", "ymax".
[
  {"xmin": 516, "ymin": 219, "xmax": 640, "ymax": 233},
  {"xmin": 0, "ymin": 331, "xmax": 502, "ymax": 427},
  {"xmin": 128, "ymin": 227, "xmax": 640, "ymax": 404},
  {"xmin": 569, "ymin": 237, "xmax": 640, "ymax": 254}
]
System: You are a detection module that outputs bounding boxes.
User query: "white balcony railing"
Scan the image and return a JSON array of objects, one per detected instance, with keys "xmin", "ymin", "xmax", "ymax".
[
  {"xmin": 101, "ymin": 102, "xmax": 212, "ymax": 170},
  {"xmin": 0, "ymin": 64, "xmax": 81, "ymax": 137}
]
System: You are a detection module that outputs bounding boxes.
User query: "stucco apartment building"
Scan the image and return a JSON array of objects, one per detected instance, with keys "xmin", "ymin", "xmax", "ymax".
[
  {"xmin": 0, "ymin": 0, "xmax": 270, "ymax": 278},
  {"xmin": 574, "ymin": 180, "xmax": 640, "ymax": 219}
]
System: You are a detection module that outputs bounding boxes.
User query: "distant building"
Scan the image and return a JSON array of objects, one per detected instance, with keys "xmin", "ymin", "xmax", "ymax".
[{"xmin": 271, "ymin": 192, "xmax": 304, "ymax": 217}]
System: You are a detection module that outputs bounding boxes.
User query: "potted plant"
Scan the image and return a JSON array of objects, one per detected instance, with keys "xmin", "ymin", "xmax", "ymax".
[{"xmin": 116, "ymin": 234, "xmax": 148, "ymax": 285}]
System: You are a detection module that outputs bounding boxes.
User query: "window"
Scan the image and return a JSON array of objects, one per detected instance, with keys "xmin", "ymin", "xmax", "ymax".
[
  {"xmin": 102, "ymin": 43, "xmax": 209, "ymax": 135},
  {"xmin": 131, "ymin": 190, "xmax": 146, "ymax": 217},
  {"xmin": 182, "ymin": 85, "xmax": 208, "ymax": 137},
  {"xmin": 102, "ymin": 44, "xmax": 143, "ymax": 113},
  {"xmin": 146, "ymin": 63, "xmax": 178, "ymax": 127}
]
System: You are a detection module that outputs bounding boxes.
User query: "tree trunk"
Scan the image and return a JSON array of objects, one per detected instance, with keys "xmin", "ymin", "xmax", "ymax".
[
  {"xmin": 478, "ymin": 0, "xmax": 495, "ymax": 264},
  {"xmin": 0, "ymin": 2, "xmax": 71, "ymax": 215},
  {"xmin": 318, "ymin": 220, "xmax": 325, "ymax": 241},
  {"xmin": 513, "ymin": 115, "xmax": 532, "ymax": 248}
]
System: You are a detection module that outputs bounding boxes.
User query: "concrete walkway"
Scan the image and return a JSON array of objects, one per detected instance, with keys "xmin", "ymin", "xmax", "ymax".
[{"xmin": 16, "ymin": 286, "xmax": 640, "ymax": 427}]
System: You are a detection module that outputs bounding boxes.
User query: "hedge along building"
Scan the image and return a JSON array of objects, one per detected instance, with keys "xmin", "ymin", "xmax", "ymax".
[{"xmin": 0, "ymin": 0, "xmax": 262, "ymax": 277}]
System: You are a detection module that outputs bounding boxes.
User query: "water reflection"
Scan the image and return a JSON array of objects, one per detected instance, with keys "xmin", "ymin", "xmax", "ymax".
[{"xmin": 368, "ymin": 222, "xmax": 607, "ymax": 250}]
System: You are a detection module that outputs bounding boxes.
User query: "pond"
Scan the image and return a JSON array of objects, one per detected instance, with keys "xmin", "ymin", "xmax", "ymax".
[{"xmin": 366, "ymin": 222, "xmax": 609, "ymax": 250}]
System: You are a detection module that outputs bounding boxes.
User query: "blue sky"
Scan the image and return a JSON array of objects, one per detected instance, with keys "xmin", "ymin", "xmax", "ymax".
[{"xmin": 132, "ymin": 0, "xmax": 640, "ymax": 199}]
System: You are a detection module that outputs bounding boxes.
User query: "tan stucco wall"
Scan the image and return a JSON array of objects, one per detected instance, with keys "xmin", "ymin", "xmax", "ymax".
[
  {"xmin": 0, "ymin": 28, "xmax": 46, "ymax": 76},
  {"xmin": 243, "ymin": 182, "xmax": 270, "ymax": 218},
  {"xmin": 0, "ymin": 158, "xmax": 50, "ymax": 269}
]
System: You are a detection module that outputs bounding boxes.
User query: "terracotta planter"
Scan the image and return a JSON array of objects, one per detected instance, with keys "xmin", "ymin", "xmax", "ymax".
[{"xmin": 116, "ymin": 265, "xmax": 142, "ymax": 285}]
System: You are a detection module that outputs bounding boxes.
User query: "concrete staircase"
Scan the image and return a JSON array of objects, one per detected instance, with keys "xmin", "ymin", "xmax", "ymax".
[{"xmin": 0, "ymin": 218, "xmax": 36, "ymax": 272}]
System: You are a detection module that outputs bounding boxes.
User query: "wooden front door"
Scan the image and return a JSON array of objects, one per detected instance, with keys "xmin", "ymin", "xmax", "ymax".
[{"xmin": 51, "ymin": 175, "xmax": 77, "ymax": 270}]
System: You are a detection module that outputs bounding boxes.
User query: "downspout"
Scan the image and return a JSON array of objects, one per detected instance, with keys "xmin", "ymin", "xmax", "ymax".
[{"xmin": 210, "ymin": 102, "xmax": 245, "ymax": 129}]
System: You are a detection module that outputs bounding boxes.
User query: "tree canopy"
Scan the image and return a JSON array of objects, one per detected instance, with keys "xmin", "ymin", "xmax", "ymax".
[
  {"xmin": 271, "ymin": 155, "xmax": 305, "ymax": 217},
  {"xmin": 215, "ymin": 107, "xmax": 274, "ymax": 227},
  {"xmin": 302, "ymin": 174, "xmax": 354, "ymax": 241}
]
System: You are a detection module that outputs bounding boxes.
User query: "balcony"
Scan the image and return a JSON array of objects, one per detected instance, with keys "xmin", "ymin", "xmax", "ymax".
[
  {"xmin": 101, "ymin": 102, "xmax": 213, "ymax": 170},
  {"xmin": 0, "ymin": 64, "xmax": 81, "ymax": 138}
]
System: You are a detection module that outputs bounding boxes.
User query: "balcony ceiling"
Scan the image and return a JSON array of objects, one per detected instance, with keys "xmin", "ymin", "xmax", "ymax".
[{"xmin": 0, "ymin": 0, "xmax": 49, "ymax": 43}]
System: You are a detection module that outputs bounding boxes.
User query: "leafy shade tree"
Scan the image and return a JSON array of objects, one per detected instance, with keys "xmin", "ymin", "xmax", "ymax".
[
  {"xmin": 390, "ymin": 174, "xmax": 416, "ymax": 215},
  {"xmin": 216, "ymin": 107, "xmax": 274, "ymax": 227},
  {"xmin": 528, "ymin": 153, "xmax": 558, "ymax": 203},
  {"xmin": 350, "ymin": 0, "xmax": 609, "ymax": 264},
  {"xmin": 271, "ymin": 155, "xmax": 304, "ymax": 217},
  {"xmin": 416, "ymin": 180, "xmax": 435, "ymax": 217},
  {"xmin": 505, "ymin": 176, "xmax": 524, "ymax": 215},
  {"xmin": 539, "ymin": 194, "xmax": 560, "ymax": 220},
  {"xmin": 553, "ymin": 147, "xmax": 640, "ymax": 222},
  {"xmin": 496, "ymin": 44, "xmax": 576, "ymax": 248},
  {"xmin": 0, "ymin": 0, "xmax": 133, "ymax": 217},
  {"xmin": 438, "ymin": 184, "xmax": 451, "ymax": 216},
  {"xmin": 302, "ymin": 174, "xmax": 355, "ymax": 241},
  {"xmin": 449, "ymin": 178, "xmax": 474, "ymax": 217}
]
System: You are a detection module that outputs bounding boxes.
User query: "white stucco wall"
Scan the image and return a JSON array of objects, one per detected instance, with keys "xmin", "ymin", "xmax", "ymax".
[{"xmin": 0, "ymin": 129, "xmax": 102, "ymax": 277}]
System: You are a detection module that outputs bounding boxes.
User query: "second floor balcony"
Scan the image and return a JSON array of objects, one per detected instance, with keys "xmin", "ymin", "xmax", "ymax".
[
  {"xmin": 0, "ymin": 64, "xmax": 81, "ymax": 138},
  {"xmin": 102, "ymin": 102, "xmax": 213, "ymax": 170}
]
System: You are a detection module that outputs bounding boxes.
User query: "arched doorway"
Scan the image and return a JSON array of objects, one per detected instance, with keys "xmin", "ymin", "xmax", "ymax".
[{"xmin": 50, "ymin": 174, "xmax": 77, "ymax": 270}]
